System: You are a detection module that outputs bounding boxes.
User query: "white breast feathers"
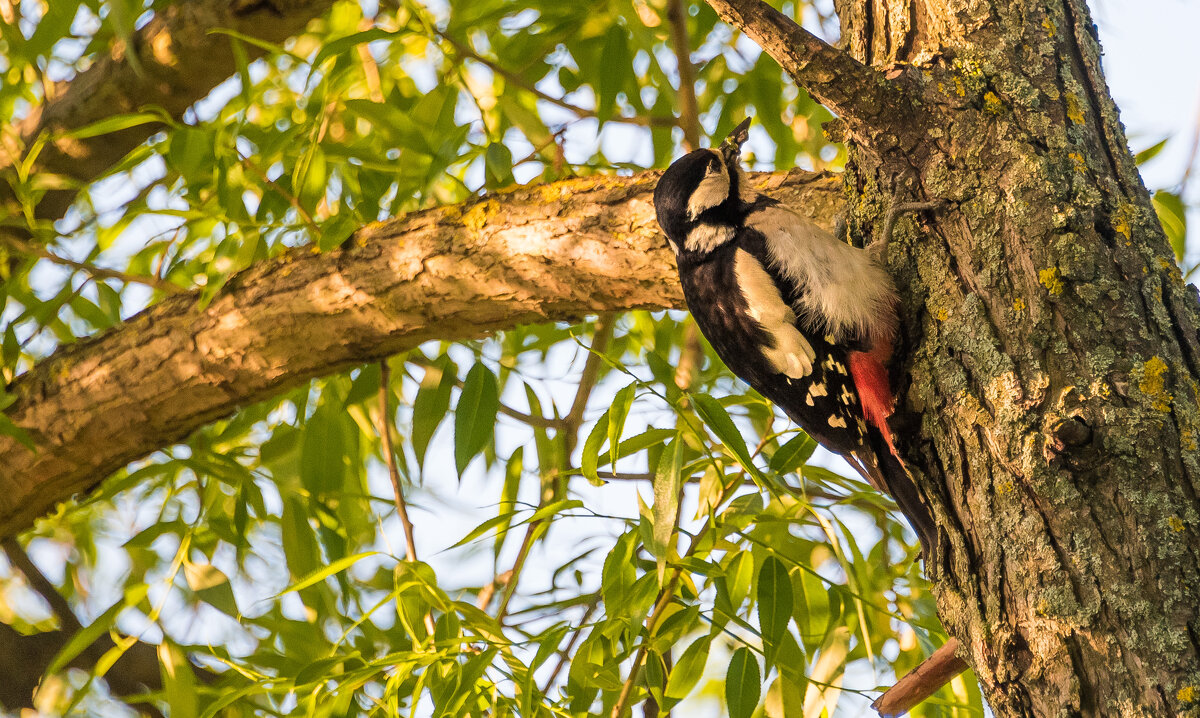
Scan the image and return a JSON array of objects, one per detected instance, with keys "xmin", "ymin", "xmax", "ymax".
[
  {"xmin": 734, "ymin": 249, "xmax": 816, "ymax": 378},
  {"xmin": 749, "ymin": 205, "xmax": 898, "ymax": 349}
]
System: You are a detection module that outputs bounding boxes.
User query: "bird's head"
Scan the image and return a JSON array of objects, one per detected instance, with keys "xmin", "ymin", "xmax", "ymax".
[{"xmin": 653, "ymin": 118, "xmax": 753, "ymax": 258}]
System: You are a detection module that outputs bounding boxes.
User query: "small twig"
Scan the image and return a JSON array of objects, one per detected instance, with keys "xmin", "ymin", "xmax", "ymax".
[
  {"xmin": 378, "ymin": 360, "xmax": 436, "ymax": 637},
  {"xmin": 542, "ymin": 597, "xmax": 601, "ymax": 692},
  {"xmin": 610, "ymin": 476, "xmax": 732, "ymax": 718},
  {"xmin": 378, "ymin": 361, "xmax": 419, "ymax": 563},
  {"xmin": 493, "ymin": 528, "xmax": 535, "ymax": 624},
  {"xmin": 494, "ymin": 315, "xmax": 617, "ymax": 625},
  {"xmin": 497, "ymin": 401, "xmax": 560, "ymax": 428},
  {"xmin": 595, "ymin": 471, "xmax": 656, "ymax": 481},
  {"xmin": 1176, "ymin": 80, "xmax": 1200, "ymax": 196},
  {"xmin": 563, "ymin": 313, "xmax": 617, "ymax": 455},
  {"xmin": 871, "ymin": 638, "xmax": 969, "ymax": 716},
  {"xmin": 430, "ymin": 25, "xmax": 672, "ymax": 129},
  {"xmin": 238, "ymin": 152, "xmax": 320, "ymax": 233},
  {"xmin": 666, "ymin": 0, "xmax": 701, "ymax": 150},
  {"xmin": 475, "ymin": 569, "xmax": 512, "ymax": 610},
  {"xmin": 609, "ymin": 546, "xmax": 695, "ymax": 718},
  {"xmin": 2, "ymin": 538, "xmax": 81, "ymax": 631},
  {"xmin": 0, "ymin": 233, "xmax": 185, "ymax": 295}
]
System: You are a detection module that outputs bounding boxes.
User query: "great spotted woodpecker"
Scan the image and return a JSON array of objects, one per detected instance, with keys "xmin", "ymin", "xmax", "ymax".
[{"xmin": 653, "ymin": 118, "xmax": 936, "ymax": 553}]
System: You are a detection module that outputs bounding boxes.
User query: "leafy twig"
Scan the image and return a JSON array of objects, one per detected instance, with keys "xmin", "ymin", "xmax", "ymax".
[
  {"xmin": 0, "ymin": 233, "xmax": 185, "ymax": 295},
  {"xmin": 378, "ymin": 361, "xmax": 419, "ymax": 562},
  {"xmin": 494, "ymin": 314, "xmax": 617, "ymax": 624},
  {"xmin": 378, "ymin": 360, "xmax": 436, "ymax": 637}
]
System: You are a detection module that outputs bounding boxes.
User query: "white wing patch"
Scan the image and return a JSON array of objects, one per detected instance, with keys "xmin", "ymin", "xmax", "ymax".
[
  {"xmin": 686, "ymin": 223, "xmax": 735, "ymax": 253},
  {"xmin": 687, "ymin": 151, "xmax": 729, "ymax": 219},
  {"xmin": 734, "ymin": 249, "xmax": 815, "ymax": 379},
  {"xmin": 748, "ymin": 205, "xmax": 898, "ymax": 349}
]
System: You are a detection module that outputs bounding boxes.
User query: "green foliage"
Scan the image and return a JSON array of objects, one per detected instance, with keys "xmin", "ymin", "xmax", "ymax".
[{"xmin": 0, "ymin": 0, "xmax": 982, "ymax": 716}]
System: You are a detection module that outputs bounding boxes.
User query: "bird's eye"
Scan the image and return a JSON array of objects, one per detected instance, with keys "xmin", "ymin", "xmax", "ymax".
[{"xmin": 704, "ymin": 161, "xmax": 721, "ymax": 177}]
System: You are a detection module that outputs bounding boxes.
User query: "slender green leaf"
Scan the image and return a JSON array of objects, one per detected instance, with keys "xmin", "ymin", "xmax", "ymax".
[
  {"xmin": 450, "ymin": 510, "xmax": 523, "ymax": 549},
  {"xmin": 607, "ymin": 383, "xmax": 636, "ymax": 469},
  {"xmin": 726, "ymin": 647, "xmax": 761, "ymax": 718},
  {"xmin": 276, "ymin": 551, "xmax": 378, "ymax": 596},
  {"xmin": 300, "ymin": 402, "xmax": 347, "ymax": 494},
  {"xmin": 581, "ymin": 410, "xmax": 610, "ymax": 485},
  {"xmin": 1134, "ymin": 137, "xmax": 1169, "ymax": 165},
  {"xmin": 665, "ymin": 636, "xmax": 711, "ymax": 700},
  {"xmin": 1153, "ymin": 189, "xmax": 1187, "ymax": 262},
  {"xmin": 484, "ymin": 142, "xmax": 516, "ymax": 189},
  {"xmin": 650, "ymin": 437, "xmax": 683, "ymax": 570},
  {"xmin": 804, "ymin": 626, "xmax": 850, "ymax": 718},
  {"xmin": 693, "ymin": 393, "xmax": 762, "ymax": 480},
  {"xmin": 412, "ymin": 356, "xmax": 457, "ymax": 468},
  {"xmin": 769, "ymin": 432, "xmax": 817, "ymax": 475},
  {"xmin": 757, "ymin": 556, "xmax": 794, "ymax": 669},
  {"xmin": 159, "ymin": 642, "xmax": 198, "ymax": 718},
  {"xmin": 63, "ymin": 111, "xmax": 166, "ymax": 140},
  {"xmin": 455, "ymin": 363, "xmax": 500, "ymax": 475},
  {"xmin": 184, "ymin": 562, "xmax": 239, "ymax": 617}
]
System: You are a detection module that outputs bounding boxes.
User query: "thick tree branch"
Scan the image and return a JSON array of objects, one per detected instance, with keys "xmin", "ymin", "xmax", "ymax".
[
  {"xmin": 702, "ymin": 0, "xmax": 913, "ymax": 143},
  {"xmin": 0, "ymin": 169, "xmax": 842, "ymax": 541},
  {"xmin": 0, "ymin": 0, "xmax": 335, "ymax": 224}
]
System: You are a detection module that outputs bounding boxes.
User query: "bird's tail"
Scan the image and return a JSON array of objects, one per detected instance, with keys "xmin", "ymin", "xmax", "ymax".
[{"xmin": 849, "ymin": 435, "xmax": 937, "ymax": 557}]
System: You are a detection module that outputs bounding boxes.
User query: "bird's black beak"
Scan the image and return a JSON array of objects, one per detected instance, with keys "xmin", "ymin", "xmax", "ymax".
[{"xmin": 719, "ymin": 118, "xmax": 751, "ymax": 165}]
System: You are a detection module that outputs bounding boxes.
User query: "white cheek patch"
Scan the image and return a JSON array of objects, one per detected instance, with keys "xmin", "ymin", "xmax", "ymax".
[
  {"xmin": 734, "ymin": 249, "xmax": 815, "ymax": 379},
  {"xmin": 685, "ymin": 224, "xmax": 735, "ymax": 253},
  {"xmin": 687, "ymin": 156, "xmax": 730, "ymax": 219}
]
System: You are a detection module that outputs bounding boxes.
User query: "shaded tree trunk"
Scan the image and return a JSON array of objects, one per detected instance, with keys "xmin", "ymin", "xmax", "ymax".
[{"xmin": 826, "ymin": 0, "xmax": 1200, "ymax": 714}]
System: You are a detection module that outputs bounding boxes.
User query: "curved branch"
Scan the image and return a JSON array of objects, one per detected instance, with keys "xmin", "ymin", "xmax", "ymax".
[
  {"xmin": 702, "ymin": 0, "xmax": 913, "ymax": 141},
  {"xmin": 0, "ymin": 169, "xmax": 843, "ymax": 541},
  {"xmin": 1, "ymin": 0, "xmax": 336, "ymax": 224}
]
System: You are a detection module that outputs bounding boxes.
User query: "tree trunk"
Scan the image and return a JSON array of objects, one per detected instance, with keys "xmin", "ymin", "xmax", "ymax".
[{"xmin": 829, "ymin": 0, "xmax": 1200, "ymax": 714}]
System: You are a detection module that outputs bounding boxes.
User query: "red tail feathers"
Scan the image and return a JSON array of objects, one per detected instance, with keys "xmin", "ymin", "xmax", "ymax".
[{"xmin": 847, "ymin": 350, "xmax": 897, "ymax": 456}]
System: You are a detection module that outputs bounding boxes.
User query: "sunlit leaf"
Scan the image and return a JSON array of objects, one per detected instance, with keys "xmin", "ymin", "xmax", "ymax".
[
  {"xmin": 757, "ymin": 555, "xmax": 794, "ymax": 669},
  {"xmin": 455, "ymin": 362, "xmax": 500, "ymax": 475},
  {"xmin": 412, "ymin": 356, "xmax": 458, "ymax": 469},
  {"xmin": 665, "ymin": 636, "xmax": 711, "ymax": 700}
]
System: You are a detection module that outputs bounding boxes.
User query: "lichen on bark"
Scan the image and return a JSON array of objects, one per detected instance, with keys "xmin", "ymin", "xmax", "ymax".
[{"xmin": 816, "ymin": 0, "xmax": 1200, "ymax": 714}]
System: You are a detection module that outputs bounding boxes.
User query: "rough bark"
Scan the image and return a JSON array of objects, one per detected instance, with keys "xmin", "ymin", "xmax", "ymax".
[
  {"xmin": 711, "ymin": 0, "xmax": 1200, "ymax": 714},
  {"xmin": 0, "ymin": 0, "xmax": 335, "ymax": 225},
  {"xmin": 0, "ymin": 169, "xmax": 841, "ymax": 541}
]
